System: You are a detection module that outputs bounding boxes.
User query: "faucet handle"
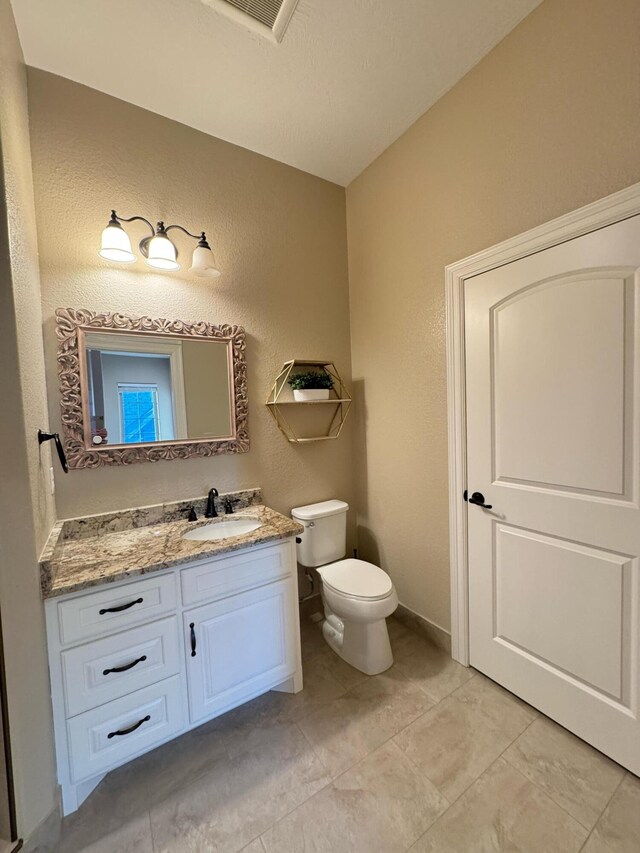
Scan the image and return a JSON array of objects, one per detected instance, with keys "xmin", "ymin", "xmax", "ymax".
[
  {"xmin": 184, "ymin": 506, "xmax": 198, "ymax": 522},
  {"xmin": 223, "ymin": 498, "xmax": 239, "ymax": 514}
]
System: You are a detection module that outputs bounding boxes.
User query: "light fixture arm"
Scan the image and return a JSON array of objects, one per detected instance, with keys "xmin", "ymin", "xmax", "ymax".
[
  {"xmin": 165, "ymin": 223, "xmax": 211, "ymax": 248},
  {"xmin": 109, "ymin": 210, "xmax": 155, "ymax": 236}
]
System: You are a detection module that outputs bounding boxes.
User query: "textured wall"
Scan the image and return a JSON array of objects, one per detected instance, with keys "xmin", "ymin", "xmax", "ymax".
[
  {"xmin": 27, "ymin": 71, "xmax": 355, "ymax": 546},
  {"xmin": 0, "ymin": 0, "xmax": 57, "ymax": 839},
  {"xmin": 346, "ymin": 0, "xmax": 640, "ymax": 631}
]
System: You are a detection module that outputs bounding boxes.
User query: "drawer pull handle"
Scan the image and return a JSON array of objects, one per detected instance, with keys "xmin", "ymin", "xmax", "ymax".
[
  {"xmin": 103, "ymin": 655, "xmax": 147, "ymax": 676},
  {"xmin": 107, "ymin": 714, "xmax": 151, "ymax": 739},
  {"xmin": 99, "ymin": 597, "xmax": 143, "ymax": 615},
  {"xmin": 190, "ymin": 622, "xmax": 196, "ymax": 657}
]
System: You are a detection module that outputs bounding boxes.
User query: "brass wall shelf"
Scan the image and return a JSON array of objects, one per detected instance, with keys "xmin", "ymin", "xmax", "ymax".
[{"xmin": 266, "ymin": 359, "xmax": 352, "ymax": 443}]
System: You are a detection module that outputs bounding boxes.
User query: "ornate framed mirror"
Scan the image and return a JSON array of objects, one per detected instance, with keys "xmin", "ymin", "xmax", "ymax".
[{"xmin": 55, "ymin": 309, "xmax": 249, "ymax": 468}]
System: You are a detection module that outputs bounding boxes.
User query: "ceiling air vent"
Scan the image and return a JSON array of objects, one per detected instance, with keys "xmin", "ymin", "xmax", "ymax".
[{"xmin": 202, "ymin": 0, "xmax": 300, "ymax": 42}]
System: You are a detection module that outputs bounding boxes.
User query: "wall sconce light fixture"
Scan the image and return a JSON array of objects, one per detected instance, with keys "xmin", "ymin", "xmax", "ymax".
[{"xmin": 99, "ymin": 210, "xmax": 220, "ymax": 278}]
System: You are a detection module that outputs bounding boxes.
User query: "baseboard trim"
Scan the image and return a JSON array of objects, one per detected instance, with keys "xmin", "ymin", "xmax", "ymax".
[
  {"xmin": 394, "ymin": 603, "xmax": 452, "ymax": 655},
  {"xmin": 20, "ymin": 796, "xmax": 61, "ymax": 853}
]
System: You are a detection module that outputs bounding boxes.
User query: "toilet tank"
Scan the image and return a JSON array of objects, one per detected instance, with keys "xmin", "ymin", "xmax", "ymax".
[{"xmin": 291, "ymin": 500, "xmax": 349, "ymax": 568}]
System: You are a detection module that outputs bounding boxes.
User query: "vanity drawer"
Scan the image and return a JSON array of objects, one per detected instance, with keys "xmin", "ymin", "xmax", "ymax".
[
  {"xmin": 181, "ymin": 543, "xmax": 292, "ymax": 606},
  {"xmin": 66, "ymin": 675, "xmax": 185, "ymax": 783},
  {"xmin": 56, "ymin": 574, "xmax": 177, "ymax": 645},
  {"xmin": 61, "ymin": 616, "xmax": 181, "ymax": 717}
]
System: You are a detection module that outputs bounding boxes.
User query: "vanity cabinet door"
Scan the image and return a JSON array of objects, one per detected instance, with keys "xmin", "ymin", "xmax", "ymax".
[{"xmin": 185, "ymin": 578, "xmax": 297, "ymax": 724}]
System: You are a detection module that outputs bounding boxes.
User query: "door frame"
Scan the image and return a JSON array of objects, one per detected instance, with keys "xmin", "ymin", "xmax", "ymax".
[{"xmin": 446, "ymin": 181, "xmax": 640, "ymax": 666}]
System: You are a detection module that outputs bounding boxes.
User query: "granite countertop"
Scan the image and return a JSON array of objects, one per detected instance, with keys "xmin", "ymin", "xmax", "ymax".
[{"xmin": 40, "ymin": 489, "xmax": 303, "ymax": 599}]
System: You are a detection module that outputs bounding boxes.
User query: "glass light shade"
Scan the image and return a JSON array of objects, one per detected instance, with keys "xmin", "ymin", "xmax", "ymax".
[
  {"xmin": 145, "ymin": 234, "xmax": 180, "ymax": 271},
  {"xmin": 189, "ymin": 245, "xmax": 221, "ymax": 278},
  {"xmin": 99, "ymin": 222, "xmax": 135, "ymax": 263}
]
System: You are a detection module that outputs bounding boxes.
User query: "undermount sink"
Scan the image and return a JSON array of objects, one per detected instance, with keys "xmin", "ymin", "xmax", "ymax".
[{"xmin": 182, "ymin": 518, "xmax": 262, "ymax": 542}]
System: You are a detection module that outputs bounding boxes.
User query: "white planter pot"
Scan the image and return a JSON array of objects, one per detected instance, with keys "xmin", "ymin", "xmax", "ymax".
[{"xmin": 293, "ymin": 389, "xmax": 330, "ymax": 401}]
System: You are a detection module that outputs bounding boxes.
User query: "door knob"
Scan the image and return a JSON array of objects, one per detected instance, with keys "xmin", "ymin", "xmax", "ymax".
[{"xmin": 464, "ymin": 490, "xmax": 493, "ymax": 510}]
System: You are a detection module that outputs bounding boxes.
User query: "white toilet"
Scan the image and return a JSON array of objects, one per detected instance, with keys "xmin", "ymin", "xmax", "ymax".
[{"xmin": 292, "ymin": 499, "xmax": 398, "ymax": 675}]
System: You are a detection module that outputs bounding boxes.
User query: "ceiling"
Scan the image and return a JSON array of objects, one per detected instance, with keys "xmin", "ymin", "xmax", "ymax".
[{"xmin": 12, "ymin": 0, "xmax": 541, "ymax": 185}]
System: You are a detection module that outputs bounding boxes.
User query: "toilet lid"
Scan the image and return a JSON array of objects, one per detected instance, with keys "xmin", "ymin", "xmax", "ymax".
[{"xmin": 319, "ymin": 559, "xmax": 393, "ymax": 600}]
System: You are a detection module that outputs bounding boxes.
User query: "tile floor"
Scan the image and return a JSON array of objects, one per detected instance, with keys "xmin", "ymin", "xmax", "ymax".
[{"xmin": 54, "ymin": 613, "xmax": 640, "ymax": 853}]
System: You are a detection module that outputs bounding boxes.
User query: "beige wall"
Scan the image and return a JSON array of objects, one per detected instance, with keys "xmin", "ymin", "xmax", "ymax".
[
  {"xmin": 27, "ymin": 71, "xmax": 355, "ymax": 542},
  {"xmin": 0, "ymin": 0, "xmax": 57, "ymax": 839},
  {"xmin": 182, "ymin": 340, "xmax": 232, "ymax": 438},
  {"xmin": 346, "ymin": 0, "xmax": 640, "ymax": 632}
]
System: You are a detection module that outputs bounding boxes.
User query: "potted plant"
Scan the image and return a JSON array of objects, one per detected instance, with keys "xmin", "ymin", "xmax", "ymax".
[{"xmin": 288, "ymin": 370, "xmax": 334, "ymax": 401}]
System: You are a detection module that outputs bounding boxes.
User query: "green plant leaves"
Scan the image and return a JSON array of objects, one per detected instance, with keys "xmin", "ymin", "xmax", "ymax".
[{"xmin": 287, "ymin": 370, "xmax": 334, "ymax": 391}]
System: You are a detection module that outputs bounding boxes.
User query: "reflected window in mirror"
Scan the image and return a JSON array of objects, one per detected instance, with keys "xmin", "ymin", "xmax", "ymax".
[{"xmin": 118, "ymin": 384, "xmax": 161, "ymax": 443}]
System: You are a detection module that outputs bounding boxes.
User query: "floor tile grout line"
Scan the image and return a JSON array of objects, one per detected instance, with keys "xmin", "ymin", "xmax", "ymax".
[
  {"xmin": 393, "ymin": 733, "xmax": 456, "ymax": 805},
  {"xmin": 499, "ymin": 725, "xmax": 624, "ymax": 835},
  {"xmin": 442, "ymin": 668, "xmax": 629, "ymax": 835},
  {"xmin": 252, "ymin": 731, "xmax": 335, "ymax": 849},
  {"xmin": 146, "ymin": 809, "xmax": 156, "ymax": 853},
  {"xmin": 488, "ymin": 711, "xmax": 585, "ymax": 824},
  {"xmin": 287, "ymin": 620, "xmax": 462, "ymax": 826},
  {"xmin": 406, "ymin": 749, "xmax": 594, "ymax": 853},
  {"xmin": 296, "ymin": 694, "xmax": 429, "ymax": 784},
  {"xmin": 144, "ymin": 719, "xmax": 331, "ymax": 850},
  {"xmin": 394, "ymin": 682, "xmax": 541, "ymax": 811},
  {"xmin": 297, "ymin": 675, "xmax": 443, "ymax": 784},
  {"xmin": 291, "ymin": 659, "xmax": 431, "ymax": 739},
  {"xmin": 141, "ymin": 742, "xmax": 247, "ymax": 822},
  {"xmin": 500, "ymin": 748, "xmax": 592, "ymax": 832},
  {"xmin": 260, "ymin": 726, "xmax": 453, "ymax": 853},
  {"xmin": 404, "ymin": 753, "xmax": 511, "ymax": 851},
  {"xmin": 150, "ymin": 727, "xmax": 332, "ymax": 853},
  {"xmin": 576, "ymin": 771, "xmax": 626, "ymax": 852},
  {"xmin": 500, "ymin": 749, "xmax": 594, "ymax": 836},
  {"xmin": 494, "ymin": 713, "xmax": 537, "ymax": 763},
  {"xmin": 392, "ymin": 662, "xmax": 477, "ymax": 705},
  {"xmin": 351, "ymin": 660, "xmax": 486, "ymax": 795},
  {"xmin": 292, "ymin": 719, "xmax": 335, "ymax": 783},
  {"xmin": 233, "ymin": 719, "xmax": 335, "ymax": 846}
]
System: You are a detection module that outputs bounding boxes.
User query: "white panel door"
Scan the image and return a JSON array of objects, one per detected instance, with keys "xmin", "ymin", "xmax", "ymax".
[
  {"xmin": 465, "ymin": 214, "xmax": 640, "ymax": 773},
  {"xmin": 185, "ymin": 578, "xmax": 297, "ymax": 724}
]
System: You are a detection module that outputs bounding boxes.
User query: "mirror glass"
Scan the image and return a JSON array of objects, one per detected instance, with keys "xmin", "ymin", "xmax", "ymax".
[{"xmin": 83, "ymin": 331, "xmax": 233, "ymax": 447}]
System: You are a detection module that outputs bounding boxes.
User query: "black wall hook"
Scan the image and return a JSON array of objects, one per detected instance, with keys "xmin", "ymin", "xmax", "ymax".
[{"xmin": 38, "ymin": 430, "xmax": 69, "ymax": 473}]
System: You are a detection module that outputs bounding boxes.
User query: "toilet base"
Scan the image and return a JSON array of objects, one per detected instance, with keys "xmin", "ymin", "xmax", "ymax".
[{"xmin": 321, "ymin": 607, "xmax": 394, "ymax": 676}]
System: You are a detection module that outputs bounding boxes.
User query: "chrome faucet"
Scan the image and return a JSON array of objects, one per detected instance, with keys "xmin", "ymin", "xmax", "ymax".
[{"xmin": 205, "ymin": 488, "xmax": 219, "ymax": 518}]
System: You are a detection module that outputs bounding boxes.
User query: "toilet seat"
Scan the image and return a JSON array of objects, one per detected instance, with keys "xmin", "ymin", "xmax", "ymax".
[{"xmin": 318, "ymin": 558, "xmax": 393, "ymax": 601}]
